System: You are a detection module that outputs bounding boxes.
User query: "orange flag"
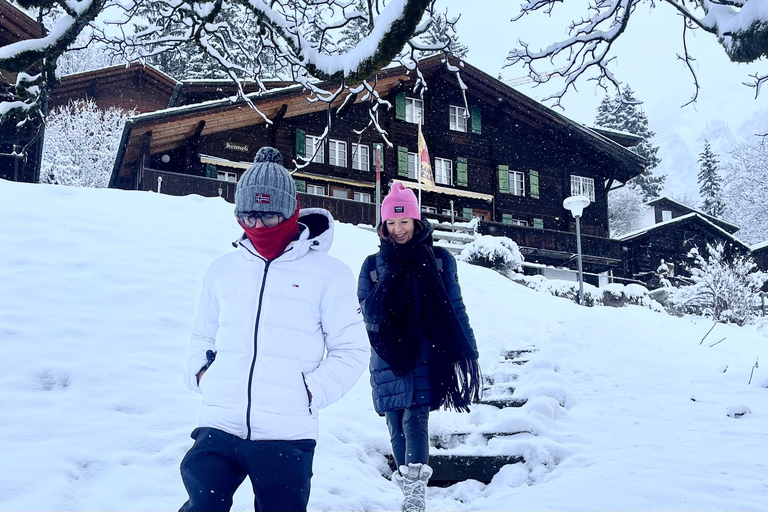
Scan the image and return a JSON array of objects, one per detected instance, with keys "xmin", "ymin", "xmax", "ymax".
[{"xmin": 417, "ymin": 120, "xmax": 435, "ymax": 187}]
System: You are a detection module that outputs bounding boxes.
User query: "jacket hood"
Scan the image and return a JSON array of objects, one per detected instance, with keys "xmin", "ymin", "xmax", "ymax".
[
  {"xmin": 235, "ymin": 207, "xmax": 334, "ymax": 261},
  {"xmin": 297, "ymin": 207, "xmax": 334, "ymax": 254}
]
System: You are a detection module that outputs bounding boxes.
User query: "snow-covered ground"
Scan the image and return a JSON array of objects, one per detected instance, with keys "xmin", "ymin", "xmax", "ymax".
[{"xmin": 1, "ymin": 179, "xmax": 767, "ymax": 511}]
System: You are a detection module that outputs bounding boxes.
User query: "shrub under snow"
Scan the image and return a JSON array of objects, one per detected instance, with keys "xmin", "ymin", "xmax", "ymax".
[
  {"xmin": 457, "ymin": 235, "xmax": 523, "ymax": 276},
  {"xmin": 672, "ymin": 243, "xmax": 766, "ymax": 326},
  {"xmin": 40, "ymin": 99, "xmax": 133, "ymax": 188}
]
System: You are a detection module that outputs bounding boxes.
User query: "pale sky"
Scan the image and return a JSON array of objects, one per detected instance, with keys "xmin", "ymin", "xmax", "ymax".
[{"xmin": 439, "ymin": 0, "xmax": 768, "ymax": 199}]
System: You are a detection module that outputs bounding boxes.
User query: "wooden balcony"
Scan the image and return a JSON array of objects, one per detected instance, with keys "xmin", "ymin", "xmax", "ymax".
[
  {"xmin": 139, "ymin": 168, "xmax": 377, "ymax": 225},
  {"xmin": 478, "ymin": 220, "xmax": 624, "ymax": 270}
]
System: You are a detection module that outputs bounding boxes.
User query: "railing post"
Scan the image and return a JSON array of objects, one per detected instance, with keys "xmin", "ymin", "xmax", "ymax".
[{"xmin": 157, "ymin": 176, "xmax": 162, "ymax": 194}]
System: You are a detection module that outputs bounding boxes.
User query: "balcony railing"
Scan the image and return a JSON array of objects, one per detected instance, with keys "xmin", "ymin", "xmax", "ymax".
[
  {"xmin": 478, "ymin": 220, "xmax": 623, "ymax": 263},
  {"xmin": 140, "ymin": 168, "xmax": 377, "ymax": 225}
]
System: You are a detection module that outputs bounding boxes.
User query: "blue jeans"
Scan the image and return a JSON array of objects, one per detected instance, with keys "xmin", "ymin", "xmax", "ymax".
[
  {"xmin": 180, "ymin": 427, "xmax": 316, "ymax": 512},
  {"xmin": 384, "ymin": 406, "xmax": 430, "ymax": 468}
]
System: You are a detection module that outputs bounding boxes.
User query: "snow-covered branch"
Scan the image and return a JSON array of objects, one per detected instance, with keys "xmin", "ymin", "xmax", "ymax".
[
  {"xmin": 506, "ymin": 0, "xmax": 768, "ymax": 104},
  {"xmin": 2, "ymin": 0, "xmax": 462, "ymax": 162}
]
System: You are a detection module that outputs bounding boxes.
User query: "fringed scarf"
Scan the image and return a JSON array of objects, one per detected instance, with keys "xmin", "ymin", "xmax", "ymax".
[{"xmin": 368, "ymin": 228, "xmax": 482, "ymax": 413}]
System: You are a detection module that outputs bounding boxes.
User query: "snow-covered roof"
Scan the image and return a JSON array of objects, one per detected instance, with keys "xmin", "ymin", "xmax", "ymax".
[
  {"xmin": 585, "ymin": 126, "xmax": 643, "ymax": 148},
  {"xmin": 644, "ymin": 196, "xmax": 740, "ymax": 233},
  {"xmin": 617, "ymin": 212, "xmax": 750, "ymax": 250},
  {"xmin": 751, "ymin": 240, "xmax": 768, "ymax": 252}
]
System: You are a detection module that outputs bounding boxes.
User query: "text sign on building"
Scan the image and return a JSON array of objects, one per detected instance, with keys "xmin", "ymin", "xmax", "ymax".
[{"xmin": 225, "ymin": 142, "xmax": 249, "ymax": 153}]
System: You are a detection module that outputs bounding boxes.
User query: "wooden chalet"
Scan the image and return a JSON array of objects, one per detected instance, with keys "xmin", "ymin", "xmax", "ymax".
[
  {"xmin": 618, "ymin": 208, "xmax": 751, "ymax": 286},
  {"xmin": 49, "ymin": 62, "xmax": 179, "ymax": 114},
  {"xmin": 750, "ymin": 241, "xmax": 768, "ymax": 292},
  {"xmin": 109, "ymin": 54, "xmax": 647, "ymax": 279},
  {"xmin": 0, "ymin": 0, "xmax": 43, "ymax": 183},
  {"xmin": 644, "ymin": 196, "xmax": 740, "ymax": 235}
]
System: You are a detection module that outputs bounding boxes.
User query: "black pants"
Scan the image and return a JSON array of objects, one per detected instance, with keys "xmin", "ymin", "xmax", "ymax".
[
  {"xmin": 384, "ymin": 406, "xmax": 430, "ymax": 469},
  {"xmin": 180, "ymin": 427, "xmax": 316, "ymax": 512}
]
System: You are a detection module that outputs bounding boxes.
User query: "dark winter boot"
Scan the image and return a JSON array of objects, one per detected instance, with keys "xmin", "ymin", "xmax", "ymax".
[{"xmin": 399, "ymin": 463, "xmax": 432, "ymax": 512}]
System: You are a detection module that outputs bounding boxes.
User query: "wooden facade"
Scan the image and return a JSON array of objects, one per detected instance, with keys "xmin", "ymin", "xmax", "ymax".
[
  {"xmin": 645, "ymin": 197, "xmax": 740, "ymax": 234},
  {"xmin": 0, "ymin": 0, "xmax": 44, "ymax": 183},
  {"xmin": 109, "ymin": 55, "xmax": 646, "ymax": 275},
  {"xmin": 49, "ymin": 62, "xmax": 178, "ymax": 114},
  {"xmin": 618, "ymin": 213, "xmax": 751, "ymax": 286}
]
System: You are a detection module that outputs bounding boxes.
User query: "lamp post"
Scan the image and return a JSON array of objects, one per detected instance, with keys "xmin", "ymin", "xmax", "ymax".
[{"xmin": 563, "ymin": 195, "xmax": 590, "ymax": 305}]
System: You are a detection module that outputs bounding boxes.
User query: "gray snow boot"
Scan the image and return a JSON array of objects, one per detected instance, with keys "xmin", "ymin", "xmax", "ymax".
[
  {"xmin": 399, "ymin": 463, "xmax": 433, "ymax": 512},
  {"xmin": 392, "ymin": 469, "xmax": 405, "ymax": 490}
]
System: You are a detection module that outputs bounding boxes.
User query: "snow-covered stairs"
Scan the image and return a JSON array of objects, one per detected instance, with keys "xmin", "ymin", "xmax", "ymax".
[{"xmin": 383, "ymin": 344, "xmax": 558, "ymax": 486}]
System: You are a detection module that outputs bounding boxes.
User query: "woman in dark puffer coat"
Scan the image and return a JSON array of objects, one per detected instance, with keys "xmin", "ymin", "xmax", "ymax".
[{"xmin": 357, "ymin": 183, "xmax": 481, "ymax": 512}]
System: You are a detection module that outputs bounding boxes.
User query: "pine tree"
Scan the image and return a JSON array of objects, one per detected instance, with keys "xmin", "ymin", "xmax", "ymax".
[
  {"xmin": 595, "ymin": 85, "xmax": 665, "ymax": 201},
  {"xmin": 697, "ymin": 140, "xmax": 725, "ymax": 218},
  {"xmin": 337, "ymin": 0, "xmax": 371, "ymax": 52},
  {"xmin": 418, "ymin": 13, "xmax": 468, "ymax": 58}
]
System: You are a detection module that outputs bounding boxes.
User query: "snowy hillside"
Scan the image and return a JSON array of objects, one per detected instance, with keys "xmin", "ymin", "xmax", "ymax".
[{"xmin": 1, "ymin": 180, "xmax": 768, "ymax": 511}]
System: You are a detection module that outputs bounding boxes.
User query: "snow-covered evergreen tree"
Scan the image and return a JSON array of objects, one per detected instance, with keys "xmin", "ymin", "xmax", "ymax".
[
  {"xmin": 674, "ymin": 243, "xmax": 766, "ymax": 326},
  {"xmin": 418, "ymin": 13, "xmax": 468, "ymax": 58},
  {"xmin": 608, "ymin": 184, "xmax": 646, "ymax": 237},
  {"xmin": 721, "ymin": 142, "xmax": 768, "ymax": 245},
  {"xmin": 697, "ymin": 140, "xmax": 725, "ymax": 218},
  {"xmin": 595, "ymin": 85, "xmax": 665, "ymax": 201},
  {"xmin": 40, "ymin": 99, "xmax": 133, "ymax": 188}
]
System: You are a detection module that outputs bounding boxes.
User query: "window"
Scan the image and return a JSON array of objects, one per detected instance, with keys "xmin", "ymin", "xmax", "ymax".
[
  {"xmin": 449, "ymin": 105, "xmax": 468, "ymax": 132},
  {"xmin": 354, "ymin": 192, "xmax": 371, "ymax": 203},
  {"xmin": 509, "ymin": 170, "xmax": 525, "ymax": 196},
  {"xmin": 406, "ymin": 98, "xmax": 423, "ymax": 124},
  {"xmin": 435, "ymin": 158, "xmax": 452, "ymax": 186},
  {"xmin": 352, "ymin": 144, "xmax": 370, "ymax": 171},
  {"xmin": 570, "ymin": 175, "xmax": 595, "ymax": 202},
  {"xmin": 217, "ymin": 171, "xmax": 238, "ymax": 182},
  {"xmin": 332, "ymin": 188, "xmax": 349, "ymax": 199},
  {"xmin": 329, "ymin": 139, "xmax": 347, "ymax": 167},
  {"xmin": 306, "ymin": 135, "xmax": 324, "ymax": 163},
  {"xmin": 502, "ymin": 214, "xmax": 528, "ymax": 226},
  {"xmin": 407, "ymin": 152, "xmax": 418, "ymax": 180},
  {"xmin": 421, "ymin": 205, "xmax": 437, "ymax": 214},
  {"xmin": 662, "ymin": 210, "xmax": 673, "ymax": 222},
  {"xmin": 307, "ymin": 184, "xmax": 325, "ymax": 196}
]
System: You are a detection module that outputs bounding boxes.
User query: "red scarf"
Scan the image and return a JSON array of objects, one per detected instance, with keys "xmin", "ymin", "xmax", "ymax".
[{"xmin": 241, "ymin": 201, "xmax": 301, "ymax": 261}]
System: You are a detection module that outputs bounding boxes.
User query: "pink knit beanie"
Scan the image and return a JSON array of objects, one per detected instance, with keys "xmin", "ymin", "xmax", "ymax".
[{"xmin": 381, "ymin": 182, "xmax": 420, "ymax": 221}]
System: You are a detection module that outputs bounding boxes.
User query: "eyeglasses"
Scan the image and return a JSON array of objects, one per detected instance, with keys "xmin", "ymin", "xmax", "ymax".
[{"xmin": 237, "ymin": 211, "xmax": 283, "ymax": 228}]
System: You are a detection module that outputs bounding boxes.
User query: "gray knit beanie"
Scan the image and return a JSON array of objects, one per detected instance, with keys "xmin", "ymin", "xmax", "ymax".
[{"xmin": 235, "ymin": 147, "xmax": 297, "ymax": 218}]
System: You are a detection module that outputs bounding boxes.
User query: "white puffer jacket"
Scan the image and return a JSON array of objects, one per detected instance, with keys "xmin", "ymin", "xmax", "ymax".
[{"xmin": 185, "ymin": 208, "xmax": 369, "ymax": 441}]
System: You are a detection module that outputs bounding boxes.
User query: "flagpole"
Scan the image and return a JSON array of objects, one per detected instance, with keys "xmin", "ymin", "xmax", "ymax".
[{"xmin": 417, "ymin": 120, "xmax": 422, "ymax": 210}]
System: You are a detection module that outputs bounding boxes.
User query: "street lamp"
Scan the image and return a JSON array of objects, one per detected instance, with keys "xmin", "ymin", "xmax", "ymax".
[{"xmin": 563, "ymin": 195, "xmax": 590, "ymax": 305}]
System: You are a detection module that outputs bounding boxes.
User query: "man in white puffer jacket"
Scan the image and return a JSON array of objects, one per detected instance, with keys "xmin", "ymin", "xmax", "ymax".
[{"xmin": 180, "ymin": 147, "xmax": 369, "ymax": 512}]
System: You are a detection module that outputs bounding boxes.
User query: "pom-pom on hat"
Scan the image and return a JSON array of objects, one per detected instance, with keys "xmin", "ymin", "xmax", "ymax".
[
  {"xmin": 235, "ymin": 147, "xmax": 297, "ymax": 218},
  {"xmin": 381, "ymin": 182, "xmax": 420, "ymax": 221}
]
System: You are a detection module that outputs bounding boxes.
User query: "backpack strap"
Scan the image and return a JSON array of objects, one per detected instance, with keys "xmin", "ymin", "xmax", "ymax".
[{"xmin": 370, "ymin": 269, "xmax": 378, "ymax": 283}]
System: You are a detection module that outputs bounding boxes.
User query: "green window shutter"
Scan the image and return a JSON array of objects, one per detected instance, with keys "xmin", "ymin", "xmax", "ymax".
[
  {"xmin": 502, "ymin": 214, "xmax": 514, "ymax": 225},
  {"xmin": 294, "ymin": 179, "xmax": 306, "ymax": 193},
  {"xmin": 457, "ymin": 157, "xmax": 468, "ymax": 187},
  {"xmin": 498, "ymin": 165, "xmax": 509, "ymax": 193},
  {"xmin": 533, "ymin": 218, "xmax": 544, "ymax": 230},
  {"xmin": 205, "ymin": 163, "xmax": 217, "ymax": 179},
  {"xmin": 529, "ymin": 169, "xmax": 540, "ymax": 199},
  {"xmin": 470, "ymin": 107, "xmax": 482, "ymax": 134},
  {"xmin": 395, "ymin": 93, "xmax": 406, "ymax": 121},
  {"xmin": 462, "ymin": 207, "xmax": 473, "ymax": 220},
  {"xmin": 397, "ymin": 146, "xmax": 408, "ymax": 176},
  {"xmin": 295, "ymin": 128, "xmax": 306, "ymax": 158}
]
